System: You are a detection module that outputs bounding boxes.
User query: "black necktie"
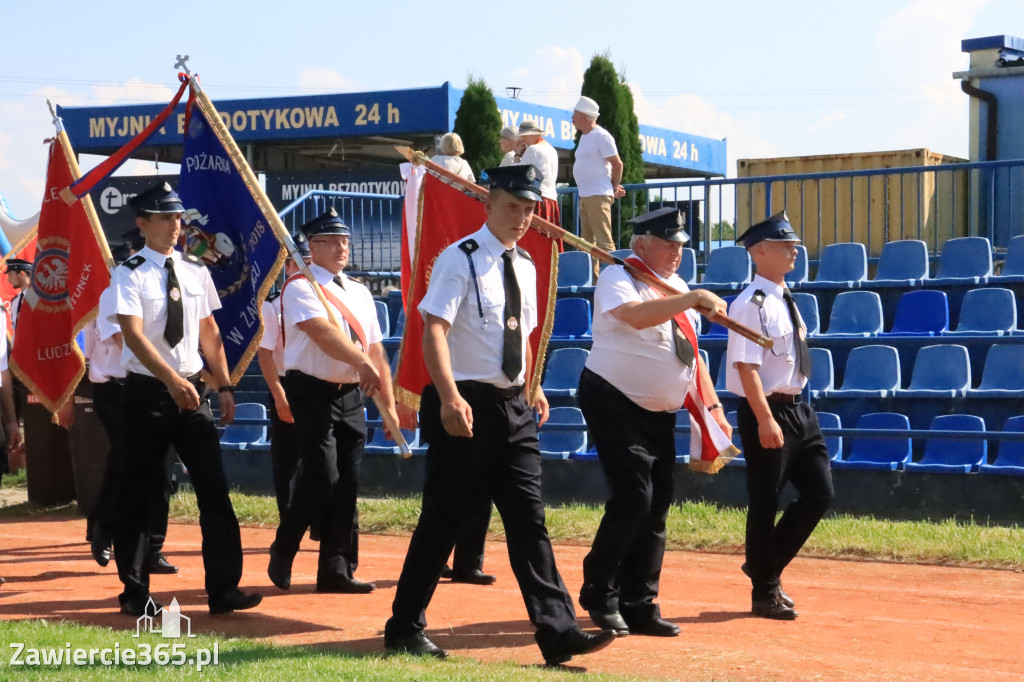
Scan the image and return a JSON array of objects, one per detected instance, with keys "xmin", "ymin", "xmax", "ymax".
[
  {"xmin": 13, "ymin": 293, "xmax": 22, "ymax": 330},
  {"xmin": 782, "ymin": 288, "xmax": 811, "ymax": 378},
  {"xmin": 501, "ymin": 250, "xmax": 523, "ymax": 382},
  {"xmin": 164, "ymin": 258, "xmax": 184, "ymax": 348},
  {"xmin": 671, "ymin": 319, "xmax": 695, "ymax": 369}
]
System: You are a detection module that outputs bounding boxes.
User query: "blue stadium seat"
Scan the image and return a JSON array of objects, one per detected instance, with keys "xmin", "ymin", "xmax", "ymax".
[
  {"xmin": 931, "ymin": 236, "xmax": 992, "ymax": 285},
  {"xmin": 375, "ymin": 300, "xmax": 390, "ymax": 339},
  {"xmin": 785, "ymin": 244, "xmax": 808, "ymax": 286},
  {"xmin": 992, "ymin": 235, "xmax": 1024, "ymax": 283},
  {"xmin": 905, "ymin": 414, "xmax": 987, "ymax": 473},
  {"xmin": 812, "ymin": 242, "xmax": 867, "ymax": 288},
  {"xmin": 698, "ymin": 348, "xmax": 709, "ymax": 371},
  {"xmin": 392, "ymin": 309, "xmax": 406, "ymax": 338},
  {"xmin": 894, "ymin": 344, "xmax": 972, "ymax": 398},
  {"xmin": 967, "ymin": 345, "xmax": 1024, "ymax": 398},
  {"xmin": 676, "ymin": 247, "xmax": 697, "ymax": 284},
  {"xmin": 365, "ymin": 426, "xmax": 419, "ymax": 456},
  {"xmin": 610, "ymin": 249, "xmax": 633, "ymax": 263},
  {"xmin": 539, "ymin": 407, "xmax": 588, "ymax": 459},
  {"xmin": 724, "ymin": 410, "xmax": 744, "ymax": 467},
  {"xmin": 674, "ymin": 410, "xmax": 691, "ymax": 463},
  {"xmin": 821, "ymin": 291, "xmax": 883, "ymax": 337},
  {"xmin": 872, "ymin": 240, "xmax": 929, "ymax": 286},
  {"xmin": 791, "ymin": 292, "xmax": 820, "ymax": 336},
  {"xmin": 816, "ymin": 411, "xmax": 843, "ymax": 461},
  {"xmin": 703, "ymin": 295, "xmax": 737, "ymax": 337},
  {"xmin": 943, "ymin": 287, "xmax": 1017, "ymax": 336},
  {"xmin": 220, "ymin": 403, "xmax": 268, "ymax": 449},
  {"xmin": 808, "ymin": 347, "xmax": 834, "ymax": 399},
  {"xmin": 551, "ymin": 298, "xmax": 592, "ymax": 339},
  {"xmin": 980, "ymin": 416, "xmax": 1024, "ymax": 475},
  {"xmin": 822, "ymin": 345, "xmax": 901, "ymax": 398},
  {"xmin": 715, "ymin": 354, "xmax": 737, "ymax": 399},
  {"xmin": 557, "ymin": 251, "xmax": 593, "ymax": 293},
  {"xmin": 831, "ymin": 412, "xmax": 912, "ymax": 471},
  {"xmin": 699, "ymin": 246, "xmax": 751, "ymax": 291},
  {"xmin": 887, "ymin": 290, "xmax": 948, "ymax": 336},
  {"xmin": 542, "ymin": 348, "xmax": 589, "ymax": 398}
]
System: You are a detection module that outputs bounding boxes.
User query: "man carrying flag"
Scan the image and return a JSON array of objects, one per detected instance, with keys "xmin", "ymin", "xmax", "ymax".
[
  {"xmin": 385, "ymin": 165, "xmax": 615, "ymax": 665},
  {"xmin": 576, "ymin": 207, "xmax": 731, "ymax": 638},
  {"xmin": 111, "ymin": 182, "xmax": 261, "ymax": 617}
]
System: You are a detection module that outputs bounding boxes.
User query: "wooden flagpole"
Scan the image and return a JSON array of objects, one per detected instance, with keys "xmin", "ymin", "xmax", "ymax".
[
  {"xmin": 395, "ymin": 146, "xmax": 773, "ymax": 350},
  {"xmin": 179, "ymin": 64, "xmax": 411, "ymax": 456}
]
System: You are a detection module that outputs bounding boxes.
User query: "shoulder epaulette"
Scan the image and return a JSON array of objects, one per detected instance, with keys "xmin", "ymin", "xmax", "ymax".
[
  {"xmin": 516, "ymin": 245, "xmax": 534, "ymax": 263},
  {"xmin": 458, "ymin": 239, "xmax": 479, "ymax": 256},
  {"xmin": 265, "ymin": 290, "xmax": 281, "ymax": 303},
  {"xmin": 181, "ymin": 252, "xmax": 204, "ymax": 267},
  {"xmin": 122, "ymin": 254, "xmax": 145, "ymax": 270},
  {"xmin": 750, "ymin": 289, "xmax": 767, "ymax": 309}
]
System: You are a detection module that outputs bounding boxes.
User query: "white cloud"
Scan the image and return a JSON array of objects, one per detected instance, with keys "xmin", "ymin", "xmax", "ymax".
[
  {"xmin": 504, "ymin": 46, "xmax": 586, "ymax": 108},
  {"xmin": 296, "ymin": 68, "xmax": 362, "ymax": 92}
]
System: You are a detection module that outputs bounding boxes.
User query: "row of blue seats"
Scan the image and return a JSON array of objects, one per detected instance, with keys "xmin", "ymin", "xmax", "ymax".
[
  {"xmin": 556, "ymin": 236, "xmax": 1024, "ymax": 294},
  {"xmin": 220, "ymin": 398, "xmax": 1024, "ymax": 476}
]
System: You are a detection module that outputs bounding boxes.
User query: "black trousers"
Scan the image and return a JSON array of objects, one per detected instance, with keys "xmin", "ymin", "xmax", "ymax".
[
  {"xmin": 737, "ymin": 398, "xmax": 834, "ymax": 599},
  {"xmin": 274, "ymin": 371, "xmax": 365, "ymax": 578},
  {"xmin": 448, "ymin": 495, "xmax": 491, "ymax": 573},
  {"xmin": 386, "ymin": 382, "xmax": 577, "ymax": 650},
  {"xmin": 113, "ymin": 373, "xmax": 242, "ymax": 603},
  {"xmin": 577, "ymin": 368, "xmax": 676, "ymax": 622},
  {"xmin": 268, "ymin": 391, "xmax": 300, "ymax": 519},
  {"xmin": 89, "ymin": 379, "xmax": 171, "ymax": 556}
]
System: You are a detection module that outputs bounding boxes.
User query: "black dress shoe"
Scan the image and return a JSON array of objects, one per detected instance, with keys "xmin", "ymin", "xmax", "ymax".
[
  {"xmin": 316, "ymin": 576, "xmax": 376, "ymax": 594},
  {"xmin": 209, "ymin": 589, "xmax": 263, "ymax": 615},
  {"xmin": 267, "ymin": 546, "xmax": 292, "ymax": 590},
  {"xmin": 91, "ymin": 540, "xmax": 112, "ymax": 568},
  {"xmin": 0, "ymin": 576, "xmax": 6, "ymax": 586},
  {"xmin": 440, "ymin": 565, "xmax": 454, "ymax": 580},
  {"xmin": 542, "ymin": 627, "xmax": 616, "ymax": 666},
  {"xmin": 752, "ymin": 596, "xmax": 798, "ymax": 620},
  {"xmin": 587, "ymin": 610, "xmax": 629, "ymax": 635},
  {"xmin": 147, "ymin": 555, "xmax": 178, "ymax": 574},
  {"xmin": 120, "ymin": 595, "xmax": 163, "ymax": 617},
  {"xmin": 741, "ymin": 562, "xmax": 794, "ymax": 608},
  {"xmin": 384, "ymin": 632, "xmax": 447, "ymax": 659},
  {"xmin": 449, "ymin": 569, "xmax": 496, "ymax": 586},
  {"xmin": 624, "ymin": 616, "xmax": 680, "ymax": 637}
]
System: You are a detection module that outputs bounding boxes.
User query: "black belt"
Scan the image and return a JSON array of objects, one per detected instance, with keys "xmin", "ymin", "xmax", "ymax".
[
  {"xmin": 126, "ymin": 371, "xmax": 202, "ymax": 389},
  {"xmin": 285, "ymin": 369, "xmax": 360, "ymax": 394},
  {"xmin": 456, "ymin": 380, "xmax": 524, "ymax": 400},
  {"xmin": 766, "ymin": 393, "xmax": 801, "ymax": 404}
]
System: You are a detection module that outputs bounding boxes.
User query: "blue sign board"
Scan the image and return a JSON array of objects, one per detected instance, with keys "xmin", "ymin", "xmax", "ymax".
[{"xmin": 59, "ymin": 82, "xmax": 726, "ymax": 176}]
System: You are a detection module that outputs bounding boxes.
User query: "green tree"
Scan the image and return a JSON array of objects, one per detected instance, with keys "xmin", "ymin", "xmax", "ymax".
[
  {"xmin": 576, "ymin": 51, "xmax": 646, "ymax": 243},
  {"xmin": 453, "ymin": 76, "xmax": 503, "ymax": 179}
]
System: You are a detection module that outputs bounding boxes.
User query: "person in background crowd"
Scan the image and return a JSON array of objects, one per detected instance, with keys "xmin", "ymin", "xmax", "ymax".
[
  {"xmin": 0, "ymin": 290, "xmax": 23, "ymax": 586},
  {"xmin": 431, "ymin": 132, "xmax": 476, "ymax": 183},
  {"xmin": 726, "ymin": 211, "xmax": 834, "ymax": 621},
  {"xmin": 571, "ymin": 96, "xmax": 625, "ymax": 279},
  {"xmin": 516, "ymin": 120, "xmax": 560, "ymax": 225},
  {"xmin": 499, "ymin": 125, "xmax": 519, "ymax": 167}
]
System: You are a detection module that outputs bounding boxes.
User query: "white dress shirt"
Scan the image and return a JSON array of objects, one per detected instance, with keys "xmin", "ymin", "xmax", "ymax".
[
  {"xmin": 111, "ymin": 245, "xmax": 220, "ymax": 378},
  {"xmin": 518, "ymin": 141, "xmax": 559, "ymax": 200},
  {"xmin": 259, "ymin": 297, "xmax": 285, "ymax": 376},
  {"xmin": 418, "ymin": 225, "xmax": 538, "ymax": 388},
  {"xmin": 585, "ymin": 263, "xmax": 701, "ymax": 412},
  {"xmin": 725, "ymin": 274, "xmax": 807, "ymax": 397},
  {"xmin": 281, "ymin": 264, "xmax": 382, "ymax": 384},
  {"xmin": 85, "ymin": 284, "xmax": 126, "ymax": 382}
]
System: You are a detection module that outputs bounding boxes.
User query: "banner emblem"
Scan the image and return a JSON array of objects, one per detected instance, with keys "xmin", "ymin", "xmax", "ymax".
[{"xmin": 27, "ymin": 237, "xmax": 71, "ymax": 310}]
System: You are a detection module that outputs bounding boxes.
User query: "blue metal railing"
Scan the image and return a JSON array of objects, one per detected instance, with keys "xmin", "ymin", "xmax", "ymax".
[{"xmin": 557, "ymin": 158, "xmax": 1024, "ymax": 261}]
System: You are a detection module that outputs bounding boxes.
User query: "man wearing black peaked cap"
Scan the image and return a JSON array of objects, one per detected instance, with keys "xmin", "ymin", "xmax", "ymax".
[
  {"xmin": 384, "ymin": 164, "xmax": 616, "ymax": 665},
  {"xmin": 725, "ymin": 211, "xmax": 833, "ymax": 621},
  {"xmin": 267, "ymin": 208, "xmax": 394, "ymax": 595},
  {"xmin": 111, "ymin": 181, "xmax": 262, "ymax": 617},
  {"xmin": 577, "ymin": 207, "xmax": 729, "ymax": 637}
]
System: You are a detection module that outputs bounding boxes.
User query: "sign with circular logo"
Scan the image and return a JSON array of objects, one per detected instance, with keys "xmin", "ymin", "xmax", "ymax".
[{"xmin": 31, "ymin": 237, "xmax": 72, "ymax": 309}]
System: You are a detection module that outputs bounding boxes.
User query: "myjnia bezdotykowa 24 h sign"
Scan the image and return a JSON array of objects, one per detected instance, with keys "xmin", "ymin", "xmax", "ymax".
[{"xmin": 58, "ymin": 83, "xmax": 726, "ymax": 177}]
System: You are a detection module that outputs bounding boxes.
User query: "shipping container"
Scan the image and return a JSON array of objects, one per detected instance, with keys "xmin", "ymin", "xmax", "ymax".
[{"xmin": 736, "ymin": 149, "xmax": 969, "ymax": 257}]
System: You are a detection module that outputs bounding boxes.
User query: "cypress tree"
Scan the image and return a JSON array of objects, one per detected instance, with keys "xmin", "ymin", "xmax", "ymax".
[{"xmin": 453, "ymin": 76, "xmax": 503, "ymax": 179}]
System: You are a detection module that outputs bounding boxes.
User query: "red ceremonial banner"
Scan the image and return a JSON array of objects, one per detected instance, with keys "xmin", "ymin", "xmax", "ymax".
[
  {"xmin": 11, "ymin": 138, "xmax": 110, "ymax": 412},
  {"xmin": 395, "ymin": 173, "xmax": 560, "ymax": 408}
]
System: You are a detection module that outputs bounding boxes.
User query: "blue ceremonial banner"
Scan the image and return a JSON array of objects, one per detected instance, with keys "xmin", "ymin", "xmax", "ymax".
[{"xmin": 177, "ymin": 96, "xmax": 285, "ymax": 383}]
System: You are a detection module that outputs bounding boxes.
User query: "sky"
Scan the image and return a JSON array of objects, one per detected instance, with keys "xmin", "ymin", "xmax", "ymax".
[{"xmin": 0, "ymin": 0, "xmax": 1020, "ymax": 218}]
